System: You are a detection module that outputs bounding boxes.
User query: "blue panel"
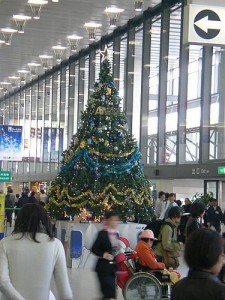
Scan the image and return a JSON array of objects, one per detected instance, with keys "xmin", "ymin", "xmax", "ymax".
[
  {"xmin": 61, "ymin": 229, "xmax": 66, "ymax": 244},
  {"xmin": 70, "ymin": 230, "xmax": 82, "ymax": 259}
]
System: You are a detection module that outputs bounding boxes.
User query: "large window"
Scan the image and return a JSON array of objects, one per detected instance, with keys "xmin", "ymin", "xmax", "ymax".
[
  {"xmin": 185, "ymin": 45, "xmax": 202, "ymax": 162},
  {"xmin": 165, "ymin": 6, "xmax": 182, "ymax": 164},
  {"xmin": 147, "ymin": 16, "xmax": 161, "ymax": 165}
]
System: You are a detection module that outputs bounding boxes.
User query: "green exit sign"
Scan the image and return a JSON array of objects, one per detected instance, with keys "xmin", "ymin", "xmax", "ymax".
[
  {"xmin": 0, "ymin": 171, "xmax": 11, "ymax": 182},
  {"xmin": 218, "ymin": 167, "xmax": 225, "ymax": 174}
]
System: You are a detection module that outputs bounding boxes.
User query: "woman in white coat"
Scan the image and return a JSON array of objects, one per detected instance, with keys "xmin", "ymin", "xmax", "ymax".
[{"xmin": 0, "ymin": 203, "xmax": 73, "ymax": 300}]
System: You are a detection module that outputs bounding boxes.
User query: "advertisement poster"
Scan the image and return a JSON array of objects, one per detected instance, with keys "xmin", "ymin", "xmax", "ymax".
[
  {"xmin": 0, "ymin": 194, "xmax": 5, "ymax": 240},
  {"xmin": 43, "ymin": 127, "xmax": 63, "ymax": 162},
  {"xmin": 0, "ymin": 125, "xmax": 23, "ymax": 161}
]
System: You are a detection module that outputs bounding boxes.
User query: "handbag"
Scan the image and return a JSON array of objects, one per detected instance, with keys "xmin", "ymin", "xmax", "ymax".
[{"xmin": 162, "ymin": 250, "xmax": 180, "ymax": 269}]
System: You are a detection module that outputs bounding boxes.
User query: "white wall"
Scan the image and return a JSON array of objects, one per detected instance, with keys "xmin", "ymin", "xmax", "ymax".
[{"xmin": 152, "ymin": 179, "xmax": 204, "ymax": 201}]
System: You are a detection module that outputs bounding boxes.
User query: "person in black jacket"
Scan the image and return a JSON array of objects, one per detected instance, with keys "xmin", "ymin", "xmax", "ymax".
[
  {"xmin": 92, "ymin": 211, "xmax": 119, "ymax": 300},
  {"xmin": 185, "ymin": 202, "xmax": 205, "ymax": 239},
  {"xmin": 171, "ymin": 228, "xmax": 225, "ymax": 300},
  {"xmin": 207, "ymin": 198, "xmax": 223, "ymax": 233}
]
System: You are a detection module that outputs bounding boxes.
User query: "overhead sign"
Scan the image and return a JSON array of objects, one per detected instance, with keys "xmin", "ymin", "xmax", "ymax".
[
  {"xmin": 0, "ymin": 125, "xmax": 23, "ymax": 161},
  {"xmin": 0, "ymin": 171, "xmax": 11, "ymax": 182},
  {"xmin": 218, "ymin": 166, "xmax": 225, "ymax": 174},
  {"xmin": 183, "ymin": 4, "xmax": 225, "ymax": 46}
]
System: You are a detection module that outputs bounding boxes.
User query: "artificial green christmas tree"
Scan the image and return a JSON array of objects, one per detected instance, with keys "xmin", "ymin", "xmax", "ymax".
[{"xmin": 47, "ymin": 55, "xmax": 152, "ymax": 222}]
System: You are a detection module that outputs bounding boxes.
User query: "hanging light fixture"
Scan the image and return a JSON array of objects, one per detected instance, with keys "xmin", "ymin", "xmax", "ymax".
[
  {"xmin": 39, "ymin": 54, "xmax": 53, "ymax": 69},
  {"xmin": 67, "ymin": 35, "xmax": 83, "ymax": 53},
  {"xmin": 84, "ymin": 22, "xmax": 102, "ymax": 41},
  {"xmin": 0, "ymin": 82, "xmax": 11, "ymax": 94},
  {"xmin": 104, "ymin": 7, "xmax": 124, "ymax": 28},
  {"xmin": 52, "ymin": 45, "xmax": 67, "ymax": 63},
  {"xmin": 12, "ymin": 14, "xmax": 32, "ymax": 33},
  {"xmin": 18, "ymin": 70, "xmax": 30, "ymax": 83},
  {"xmin": 52, "ymin": 0, "xmax": 59, "ymax": 2},
  {"xmin": 134, "ymin": 0, "xmax": 143, "ymax": 11},
  {"xmin": 28, "ymin": 62, "xmax": 41, "ymax": 76},
  {"xmin": 1, "ymin": 28, "xmax": 17, "ymax": 45},
  {"xmin": 8, "ymin": 76, "xmax": 20, "ymax": 88},
  {"xmin": 27, "ymin": 0, "xmax": 48, "ymax": 20}
]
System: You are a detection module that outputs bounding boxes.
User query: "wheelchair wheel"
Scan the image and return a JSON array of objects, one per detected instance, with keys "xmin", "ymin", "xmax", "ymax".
[{"xmin": 123, "ymin": 272, "xmax": 162, "ymax": 300}]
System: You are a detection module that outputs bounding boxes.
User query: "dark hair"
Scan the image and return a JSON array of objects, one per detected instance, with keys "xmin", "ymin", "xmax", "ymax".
[
  {"xmin": 175, "ymin": 200, "xmax": 182, "ymax": 207},
  {"xmin": 30, "ymin": 191, "xmax": 36, "ymax": 197},
  {"xmin": 13, "ymin": 203, "xmax": 53, "ymax": 243},
  {"xmin": 104, "ymin": 210, "xmax": 118, "ymax": 219},
  {"xmin": 190, "ymin": 202, "xmax": 205, "ymax": 218},
  {"xmin": 209, "ymin": 197, "xmax": 217, "ymax": 203},
  {"xmin": 16, "ymin": 194, "xmax": 20, "ymax": 198},
  {"xmin": 40, "ymin": 189, "xmax": 45, "ymax": 194},
  {"xmin": 169, "ymin": 193, "xmax": 176, "ymax": 198},
  {"xmin": 165, "ymin": 192, "xmax": 169, "ymax": 199},
  {"xmin": 7, "ymin": 187, "xmax": 13, "ymax": 193},
  {"xmin": 168, "ymin": 206, "xmax": 182, "ymax": 219},
  {"xmin": 185, "ymin": 228, "xmax": 223, "ymax": 270},
  {"xmin": 158, "ymin": 191, "xmax": 165, "ymax": 198}
]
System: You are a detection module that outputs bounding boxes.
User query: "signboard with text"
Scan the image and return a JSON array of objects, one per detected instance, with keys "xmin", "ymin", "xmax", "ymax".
[
  {"xmin": 0, "ymin": 171, "xmax": 11, "ymax": 182},
  {"xmin": 0, "ymin": 125, "xmax": 23, "ymax": 161}
]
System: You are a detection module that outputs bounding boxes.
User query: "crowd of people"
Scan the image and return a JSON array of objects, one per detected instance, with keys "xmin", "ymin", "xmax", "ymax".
[
  {"xmin": 154, "ymin": 191, "xmax": 224, "ymax": 238},
  {"xmin": 2, "ymin": 188, "xmax": 225, "ymax": 300},
  {"xmin": 4, "ymin": 187, "xmax": 49, "ymax": 227}
]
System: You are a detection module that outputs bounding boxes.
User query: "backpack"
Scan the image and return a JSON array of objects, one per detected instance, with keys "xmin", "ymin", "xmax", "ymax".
[{"xmin": 145, "ymin": 219, "xmax": 174, "ymax": 246}]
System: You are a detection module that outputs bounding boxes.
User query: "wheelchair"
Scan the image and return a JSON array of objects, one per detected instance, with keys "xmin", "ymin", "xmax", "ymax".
[{"xmin": 115, "ymin": 238, "xmax": 174, "ymax": 300}]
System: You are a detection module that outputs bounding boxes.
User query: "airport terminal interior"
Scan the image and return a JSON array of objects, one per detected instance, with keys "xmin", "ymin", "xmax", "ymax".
[{"xmin": 1, "ymin": 0, "xmax": 225, "ymax": 299}]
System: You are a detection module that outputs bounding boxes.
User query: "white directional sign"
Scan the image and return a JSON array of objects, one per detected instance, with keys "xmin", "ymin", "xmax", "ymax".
[{"xmin": 184, "ymin": 4, "xmax": 225, "ymax": 45}]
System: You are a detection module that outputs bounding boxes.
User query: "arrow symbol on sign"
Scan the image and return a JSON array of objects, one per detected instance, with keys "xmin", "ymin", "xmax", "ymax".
[{"xmin": 194, "ymin": 15, "xmax": 221, "ymax": 33}]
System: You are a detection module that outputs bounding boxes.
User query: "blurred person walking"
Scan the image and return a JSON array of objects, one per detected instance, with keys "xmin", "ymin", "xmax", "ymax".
[
  {"xmin": 92, "ymin": 211, "xmax": 119, "ymax": 300},
  {"xmin": 0, "ymin": 203, "xmax": 73, "ymax": 300}
]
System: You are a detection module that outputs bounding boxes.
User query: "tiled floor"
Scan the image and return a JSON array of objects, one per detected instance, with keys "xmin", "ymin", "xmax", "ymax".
[{"xmin": 51, "ymin": 256, "xmax": 188, "ymax": 300}]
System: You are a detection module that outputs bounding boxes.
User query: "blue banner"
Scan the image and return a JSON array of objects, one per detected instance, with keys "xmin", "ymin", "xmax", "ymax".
[{"xmin": 0, "ymin": 125, "xmax": 23, "ymax": 161}]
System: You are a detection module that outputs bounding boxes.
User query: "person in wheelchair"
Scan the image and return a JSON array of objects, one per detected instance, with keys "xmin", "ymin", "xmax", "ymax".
[
  {"xmin": 135, "ymin": 229, "xmax": 165, "ymax": 271},
  {"xmin": 135, "ymin": 229, "xmax": 180, "ymax": 284}
]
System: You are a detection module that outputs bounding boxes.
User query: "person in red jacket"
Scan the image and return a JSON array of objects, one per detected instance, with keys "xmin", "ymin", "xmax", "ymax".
[{"xmin": 135, "ymin": 229, "xmax": 165, "ymax": 269}]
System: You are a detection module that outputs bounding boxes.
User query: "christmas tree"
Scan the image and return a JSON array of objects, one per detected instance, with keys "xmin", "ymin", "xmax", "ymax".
[{"xmin": 47, "ymin": 54, "xmax": 152, "ymax": 222}]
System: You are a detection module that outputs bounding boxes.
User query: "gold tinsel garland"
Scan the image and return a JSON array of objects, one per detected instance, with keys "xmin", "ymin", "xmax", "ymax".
[
  {"xmin": 87, "ymin": 146, "xmax": 135, "ymax": 157},
  {"xmin": 47, "ymin": 183, "xmax": 152, "ymax": 208},
  {"xmin": 64, "ymin": 141, "xmax": 136, "ymax": 163}
]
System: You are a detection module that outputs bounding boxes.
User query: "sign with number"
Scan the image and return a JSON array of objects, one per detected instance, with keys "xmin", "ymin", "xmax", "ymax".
[{"xmin": 183, "ymin": 4, "xmax": 225, "ymax": 46}]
